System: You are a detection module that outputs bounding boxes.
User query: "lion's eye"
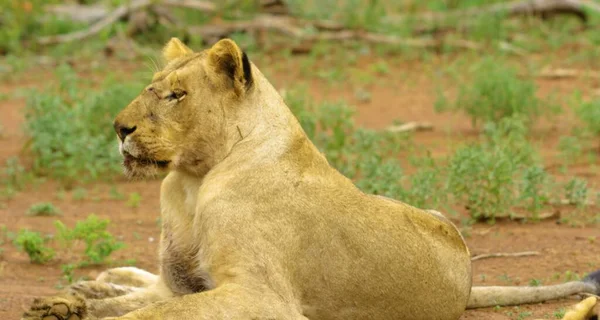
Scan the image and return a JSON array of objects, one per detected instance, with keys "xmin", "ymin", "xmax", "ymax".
[{"xmin": 166, "ymin": 90, "xmax": 186, "ymax": 102}]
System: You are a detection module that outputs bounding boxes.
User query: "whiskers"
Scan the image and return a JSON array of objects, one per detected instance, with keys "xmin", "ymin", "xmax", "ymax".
[{"xmin": 142, "ymin": 55, "xmax": 165, "ymax": 79}]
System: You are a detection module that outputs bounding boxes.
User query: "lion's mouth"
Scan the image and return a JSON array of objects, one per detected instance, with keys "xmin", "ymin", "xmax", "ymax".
[{"xmin": 123, "ymin": 151, "xmax": 170, "ymax": 168}]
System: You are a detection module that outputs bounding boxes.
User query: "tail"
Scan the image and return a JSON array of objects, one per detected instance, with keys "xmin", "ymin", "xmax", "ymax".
[{"xmin": 467, "ymin": 269, "xmax": 600, "ymax": 309}]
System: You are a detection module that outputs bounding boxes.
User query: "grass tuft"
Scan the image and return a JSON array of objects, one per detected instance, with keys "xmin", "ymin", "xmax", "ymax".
[{"xmin": 23, "ymin": 64, "xmax": 143, "ymax": 185}]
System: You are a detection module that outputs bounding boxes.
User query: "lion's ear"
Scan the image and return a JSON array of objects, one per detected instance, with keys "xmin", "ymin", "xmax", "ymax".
[
  {"xmin": 206, "ymin": 38, "xmax": 253, "ymax": 95},
  {"xmin": 163, "ymin": 38, "xmax": 193, "ymax": 62}
]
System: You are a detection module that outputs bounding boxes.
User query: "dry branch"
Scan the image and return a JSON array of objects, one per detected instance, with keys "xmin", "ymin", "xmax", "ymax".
[
  {"xmin": 386, "ymin": 122, "xmax": 434, "ymax": 133},
  {"xmin": 38, "ymin": 0, "xmax": 152, "ymax": 45},
  {"xmin": 555, "ymin": 198, "xmax": 596, "ymax": 206},
  {"xmin": 538, "ymin": 68, "xmax": 600, "ymax": 79},
  {"xmin": 160, "ymin": 0, "xmax": 216, "ymax": 12},
  {"xmin": 38, "ymin": 0, "xmax": 215, "ymax": 45},
  {"xmin": 386, "ymin": 0, "xmax": 600, "ymax": 26},
  {"xmin": 471, "ymin": 251, "xmax": 540, "ymax": 261},
  {"xmin": 188, "ymin": 15, "xmax": 482, "ymax": 50},
  {"xmin": 45, "ymin": 4, "xmax": 108, "ymax": 24}
]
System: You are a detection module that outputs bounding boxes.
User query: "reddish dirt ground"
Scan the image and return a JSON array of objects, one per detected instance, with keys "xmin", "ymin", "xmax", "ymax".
[{"xmin": 1, "ymin": 52, "xmax": 599, "ymax": 320}]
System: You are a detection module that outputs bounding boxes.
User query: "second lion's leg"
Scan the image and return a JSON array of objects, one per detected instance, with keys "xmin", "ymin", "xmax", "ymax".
[
  {"xmin": 96, "ymin": 267, "xmax": 159, "ymax": 288},
  {"xmin": 87, "ymin": 284, "xmax": 172, "ymax": 318},
  {"xmin": 69, "ymin": 267, "xmax": 159, "ymax": 300}
]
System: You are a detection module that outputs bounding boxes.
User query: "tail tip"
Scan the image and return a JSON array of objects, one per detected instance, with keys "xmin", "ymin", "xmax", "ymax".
[{"xmin": 583, "ymin": 269, "xmax": 600, "ymax": 293}]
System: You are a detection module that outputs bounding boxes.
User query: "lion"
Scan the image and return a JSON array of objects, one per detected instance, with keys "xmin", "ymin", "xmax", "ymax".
[{"xmin": 22, "ymin": 38, "xmax": 600, "ymax": 320}]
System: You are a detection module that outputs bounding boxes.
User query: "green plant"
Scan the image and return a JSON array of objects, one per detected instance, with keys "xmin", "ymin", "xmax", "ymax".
[
  {"xmin": 447, "ymin": 143, "xmax": 516, "ymax": 220},
  {"xmin": 127, "ymin": 192, "xmax": 142, "ymax": 208},
  {"xmin": 516, "ymin": 311, "xmax": 533, "ymax": 320},
  {"xmin": 519, "ymin": 166, "xmax": 550, "ymax": 216},
  {"xmin": 563, "ymin": 270, "xmax": 581, "ymax": 282},
  {"xmin": 553, "ymin": 308, "xmax": 566, "ymax": 319},
  {"xmin": 1, "ymin": 156, "xmax": 31, "ymax": 199},
  {"xmin": 26, "ymin": 202, "xmax": 62, "ymax": 216},
  {"xmin": 576, "ymin": 99, "xmax": 600, "ymax": 150},
  {"xmin": 55, "ymin": 214, "xmax": 124, "ymax": 265},
  {"xmin": 61, "ymin": 263, "xmax": 76, "ymax": 284},
  {"xmin": 447, "ymin": 116, "xmax": 543, "ymax": 221},
  {"xmin": 13, "ymin": 230, "xmax": 55, "ymax": 263},
  {"xmin": 109, "ymin": 186, "xmax": 125, "ymax": 200},
  {"xmin": 370, "ymin": 61, "xmax": 390, "ymax": 75},
  {"xmin": 435, "ymin": 57, "xmax": 558, "ymax": 127},
  {"xmin": 558, "ymin": 135, "xmax": 583, "ymax": 169},
  {"xmin": 24, "ymin": 64, "xmax": 143, "ymax": 184},
  {"xmin": 72, "ymin": 187, "xmax": 88, "ymax": 201},
  {"xmin": 0, "ymin": 0, "xmax": 87, "ymax": 54},
  {"xmin": 401, "ymin": 154, "xmax": 447, "ymax": 209},
  {"xmin": 528, "ymin": 278, "xmax": 542, "ymax": 286},
  {"xmin": 564, "ymin": 178, "xmax": 588, "ymax": 207}
]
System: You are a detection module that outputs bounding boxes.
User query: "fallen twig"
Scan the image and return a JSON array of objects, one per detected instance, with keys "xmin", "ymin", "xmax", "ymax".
[
  {"xmin": 538, "ymin": 68, "xmax": 600, "ymax": 79},
  {"xmin": 386, "ymin": 122, "xmax": 434, "ymax": 133},
  {"xmin": 386, "ymin": 0, "xmax": 600, "ymax": 26},
  {"xmin": 189, "ymin": 15, "xmax": 482, "ymax": 50},
  {"xmin": 45, "ymin": 4, "xmax": 108, "ymax": 24},
  {"xmin": 554, "ymin": 198, "xmax": 596, "ymax": 206},
  {"xmin": 160, "ymin": 0, "xmax": 216, "ymax": 12},
  {"xmin": 471, "ymin": 251, "xmax": 540, "ymax": 261},
  {"xmin": 38, "ymin": 0, "xmax": 152, "ymax": 45}
]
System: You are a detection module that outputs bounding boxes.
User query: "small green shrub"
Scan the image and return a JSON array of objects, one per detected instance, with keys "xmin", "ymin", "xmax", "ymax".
[
  {"xmin": 436, "ymin": 58, "xmax": 558, "ymax": 127},
  {"xmin": 0, "ymin": 0, "xmax": 86, "ymax": 54},
  {"xmin": 400, "ymin": 155, "xmax": 447, "ymax": 209},
  {"xmin": 576, "ymin": 99, "xmax": 600, "ymax": 149},
  {"xmin": 24, "ymin": 64, "xmax": 143, "ymax": 184},
  {"xmin": 447, "ymin": 143, "xmax": 516, "ymax": 220},
  {"xmin": 61, "ymin": 263, "xmax": 76, "ymax": 284},
  {"xmin": 564, "ymin": 178, "xmax": 588, "ymax": 207},
  {"xmin": 127, "ymin": 192, "xmax": 142, "ymax": 208},
  {"xmin": 577, "ymin": 100, "xmax": 600, "ymax": 135},
  {"xmin": 528, "ymin": 278, "xmax": 542, "ymax": 286},
  {"xmin": 519, "ymin": 166, "xmax": 550, "ymax": 215},
  {"xmin": 1, "ymin": 157, "xmax": 31, "ymax": 199},
  {"xmin": 26, "ymin": 202, "xmax": 62, "ymax": 216},
  {"xmin": 13, "ymin": 230, "xmax": 55, "ymax": 264},
  {"xmin": 55, "ymin": 214, "xmax": 124, "ymax": 265},
  {"xmin": 72, "ymin": 187, "xmax": 88, "ymax": 201},
  {"xmin": 447, "ymin": 116, "xmax": 543, "ymax": 221},
  {"xmin": 558, "ymin": 135, "xmax": 583, "ymax": 169},
  {"xmin": 109, "ymin": 186, "xmax": 125, "ymax": 200}
]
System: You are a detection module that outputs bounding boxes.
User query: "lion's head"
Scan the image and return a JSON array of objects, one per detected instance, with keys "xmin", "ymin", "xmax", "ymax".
[{"xmin": 113, "ymin": 38, "xmax": 261, "ymax": 178}]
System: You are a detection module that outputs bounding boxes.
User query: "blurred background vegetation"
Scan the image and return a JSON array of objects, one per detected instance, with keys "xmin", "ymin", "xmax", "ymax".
[{"xmin": 2, "ymin": 0, "xmax": 600, "ymax": 223}]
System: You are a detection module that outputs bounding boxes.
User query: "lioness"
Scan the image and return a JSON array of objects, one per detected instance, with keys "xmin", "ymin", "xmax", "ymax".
[{"xmin": 23, "ymin": 38, "xmax": 600, "ymax": 320}]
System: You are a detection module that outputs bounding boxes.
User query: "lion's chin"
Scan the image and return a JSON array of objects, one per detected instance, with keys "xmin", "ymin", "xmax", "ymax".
[{"xmin": 122, "ymin": 152, "xmax": 170, "ymax": 179}]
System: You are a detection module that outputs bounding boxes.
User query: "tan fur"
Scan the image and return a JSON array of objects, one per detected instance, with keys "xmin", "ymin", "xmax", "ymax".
[{"xmin": 23, "ymin": 38, "xmax": 600, "ymax": 320}]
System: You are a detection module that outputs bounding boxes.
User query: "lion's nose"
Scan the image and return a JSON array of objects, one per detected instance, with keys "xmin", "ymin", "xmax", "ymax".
[{"xmin": 114, "ymin": 122, "xmax": 137, "ymax": 142}]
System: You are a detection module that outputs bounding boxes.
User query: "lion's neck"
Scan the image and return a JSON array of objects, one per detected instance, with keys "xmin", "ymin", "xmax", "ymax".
[{"xmin": 224, "ymin": 71, "xmax": 308, "ymax": 162}]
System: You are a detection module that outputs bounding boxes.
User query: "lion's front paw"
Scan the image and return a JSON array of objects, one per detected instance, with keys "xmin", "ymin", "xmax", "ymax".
[{"xmin": 22, "ymin": 292, "xmax": 87, "ymax": 320}]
